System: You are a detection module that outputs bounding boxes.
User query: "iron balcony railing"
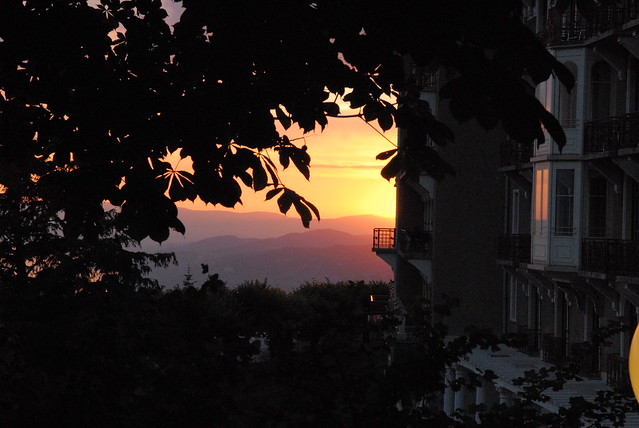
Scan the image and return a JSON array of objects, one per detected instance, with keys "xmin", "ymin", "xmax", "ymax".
[
  {"xmin": 607, "ymin": 353, "xmax": 631, "ymax": 390},
  {"xmin": 498, "ymin": 234, "xmax": 531, "ymax": 265},
  {"xmin": 516, "ymin": 326, "xmax": 540, "ymax": 355},
  {"xmin": 407, "ymin": 65, "xmax": 438, "ymax": 91},
  {"xmin": 372, "ymin": 228, "xmax": 432, "ymax": 256},
  {"xmin": 500, "ymin": 139, "xmax": 533, "ymax": 167},
  {"xmin": 581, "ymin": 238, "xmax": 639, "ymax": 275},
  {"xmin": 541, "ymin": 3, "xmax": 639, "ymax": 45},
  {"xmin": 584, "ymin": 112, "xmax": 639, "ymax": 153},
  {"xmin": 570, "ymin": 342, "xmax": 600, "ymax": 378},
  {"xmin": 542, "ymin": 336, "xmax": 602, "ymax": 376},
  {"xmin": 369, "ymin": 294, "xmax": 390, "ymax": 317},
  {"xmin": 372, "ymin": 228, "xmax": 396, "ymax": 250},
  {"xmin": 542, "ymin": 334, "xmax": 568, "ymax": 364}
]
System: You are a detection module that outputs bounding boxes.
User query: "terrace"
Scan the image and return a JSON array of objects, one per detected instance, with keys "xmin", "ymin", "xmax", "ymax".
[
  {"xmin": 607, "ymin": 353, "xmax": 631, "ymax": 390},
  {"xmin": 584, "ymin": 113, "xmax": 639, "ymax": 154},
  {"xmin": 372, "ymin": 227, "xmax": 432, "ymax": 258},
  {"xmin": 542, "ymin": 334, "xmax": 568, "ymax": 364},
  {"xmin": 541, "ymin": 3, "xmax": 639, "ymax": 45},
  {"xmin": 581, "ymin": 238, "xmax": 639, "ymax": 276}
]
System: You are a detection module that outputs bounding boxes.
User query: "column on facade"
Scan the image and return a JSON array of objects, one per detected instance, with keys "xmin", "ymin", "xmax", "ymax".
[
  {"xmin": 474, "ymin": 378, "xmax": 500, "ymax": 423},
  {"xmin": 553, "ymin": 287, "xmax": 560, "ymax": 337},
  {"xmin": 443, "ymin": 366, "xmax": 456, "ymax": 416},
  {"xmin": 527, "ymin": 283, "xmax": 534, "ymax": 328},
  {"xmin": 453, "ymin": 367, "xmax": 475, "ymax": 415},
  {"xmin": 497, "ymin": 386, "xmax": 512, "ymax": 406},
  {"xmin": 618, "ymin": 298, "xmax": 628, "ymax": 357}
]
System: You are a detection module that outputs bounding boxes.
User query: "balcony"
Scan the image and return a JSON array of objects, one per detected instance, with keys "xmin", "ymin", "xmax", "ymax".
[
  {"xmin": 372, "ymin": 228, "xmax": 432, "ymax": 257},
  {"xmin": 369, "ymin": 294, "xmax": 390, "ymax": 316},
  {"xmin": 541, "ymin": 4, "xmax": 639, "ymax": 45},
  {"xmin": 570, "ymin": 342, "xmax": 600, "ymax": 378},
  {"xmin": 581, "ymin": 238, "xmax": 639, "ymax": 276},
  {"xmin": 498, "ymin": 234, "xmax": 531, "ymax": 265},
  {"xmin": 516, "ymin": 325, "xmax": 540, "ymax": 355},
  {"xmin": 584, "ymin": 113, "xmax": 639, "ymax": 154},
  {"xmin": 607, "ymin": 353, "xmax": 631, "ymax": 390},
  {"xmin": 500, "ymin": 139, "xmax": 533, "ymax": 167},
  {"xmin": 407, "ymin": 65, "xmax": 438, "ymax": 92},
  {"xmin": 542, "ymin": 334, "xmax": 568, "ymax": 364},
  {"xmin": 372, "ymin": 228, "xmax": 396, "ymax": 251}
]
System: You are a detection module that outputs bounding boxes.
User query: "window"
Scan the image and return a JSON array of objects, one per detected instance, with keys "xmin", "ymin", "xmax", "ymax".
[
  {"xmin": 592, "ymin": 61, "xmax": 612, "ymax": 120},
  {"xmin": 534, "ymin": 167, "xmax": 548, "ymax": 235},
  {"xmin": 509, "ymin": 277, "xmax": 518, "ymax": 322},
  {"xmin": 559, "ymin": 62, "xmax": 578, "ymax": 128},
  {"xmin": 632, "ymin": 182, "xmax": 639, "ymax": 240},
  {"xmin": 583, "ymin": 299, "xmax": 599, "ymax": 342},
  {"xmin": 555, "ymin": 169, "xmax": 575, "ymax": 236},
  {"xmin": 588, "ymin": 176, "xmax": 606, "ymax": 237},
  {"xmin": 424, "ymin": 199, "xmax": 434, "ymax": 232},
  {"xmin": 511, "ymin": 189, "xmax": 520, "ymax": 234}
]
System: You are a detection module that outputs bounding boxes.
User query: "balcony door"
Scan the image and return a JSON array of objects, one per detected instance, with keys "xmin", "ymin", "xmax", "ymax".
[
  {"xmin": 632, "ymin": 182, "xmax": 639, "ymax": 240},
  {"xmin": 555, "ymin": 291, "xmax": 569, "ymax": 343},
  {"xmin": 559, "ymin": 62, "xmax": 578, "ymax": 129},
  {"xmin": 550, "ymin": 165, "xmax": 581, "ymax": 266},
  {"xmin": 511, "ymin": 189, "xmax": 520, "ymax": 234},
  {"xmin": 592, "ymin": 61, "xmax": 612, "ymax": 121},
  {"xmin": 561, "ymin": 295, "xmax": 569, "ymax": 344},
  {"xmin": 588, "ymin": 176, "xmax": 607, "ymax": 237}
]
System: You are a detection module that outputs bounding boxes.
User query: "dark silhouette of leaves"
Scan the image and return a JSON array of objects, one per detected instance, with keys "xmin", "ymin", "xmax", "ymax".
[
  {"xmin": 378, "ymin": 109, "xmax": 394, "ymax": 131},
  {"xmin": 293, "ymin": 199, "xmax": 312, "ymax": 228},
  {"xmin": 0, "ymin": 0, "xmax": 575, "ymax": 238},
  {"xmin": 275, "ymin": 106, "xmax": 292, "ymax": 130},
  {"xmin": 265, "ymin": 187, "xmax": 284, "ymax": 201},
  {"xmin": 376, "ymin": 149, "xmax": 397, "ymax": 160},
  {"xmin": 380, "ymin": 154, "xmax": 401, "ymax": 181},
  {"xmin": 277, "ymin": 190, "xmax": 295, "ymax": 215}
]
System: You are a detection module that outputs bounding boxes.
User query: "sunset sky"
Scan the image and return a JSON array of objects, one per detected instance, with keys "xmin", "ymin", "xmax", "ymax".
[
  {"xmin": 158, "ymin": 1, "xmax": 397, "ymax": 220},
  {"xmin": 175, "ymin": 115, "xmax": 398, "ymax": 219}
]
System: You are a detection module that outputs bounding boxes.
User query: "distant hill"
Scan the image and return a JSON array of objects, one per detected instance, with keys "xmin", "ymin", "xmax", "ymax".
[
  {"xmin": 146, "ymin": 228, "xmax": 393, "ymax": 291},
  {"xmin": 142, "ymin": 208, "xmax": 394, "ymax": 244}
]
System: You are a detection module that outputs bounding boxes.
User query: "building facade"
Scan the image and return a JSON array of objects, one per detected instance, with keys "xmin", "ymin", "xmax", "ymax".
[
  {"xmin": 372, "ymin": 66, "xmax": 505, "ymax": 337},
  {"xmin": 375, "ymin": 0, "xmax": 639, "ymax": 420},
  {"xmin": 500, "ymin": 0, "xmax": 639, "ymax": 389}
]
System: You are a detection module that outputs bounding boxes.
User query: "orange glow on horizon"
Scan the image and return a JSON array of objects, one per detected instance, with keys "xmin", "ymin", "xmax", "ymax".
[{"xmin": 170, "ymin": 113, "xmax": 397, "ymax": 220}]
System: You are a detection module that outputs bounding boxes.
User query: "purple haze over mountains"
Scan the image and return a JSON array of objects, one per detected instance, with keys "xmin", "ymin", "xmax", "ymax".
[{"xmin": 142, "ymin": 208, "xmax": 394, "ymax": 290}]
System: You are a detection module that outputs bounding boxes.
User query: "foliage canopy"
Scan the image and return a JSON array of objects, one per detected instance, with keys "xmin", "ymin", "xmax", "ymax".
[
  {"xmin": 2, "ymin": 279, "xmax": 637, "ymax": 426},
  {"xmin": 0, "ymin": 0, "xmax": 575, "ymax": 242}
]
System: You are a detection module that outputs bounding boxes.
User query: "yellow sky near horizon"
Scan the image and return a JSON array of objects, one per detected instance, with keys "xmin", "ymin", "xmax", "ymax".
[{"xmin": 175, "ymin": 114, "xmax": 398, "ymax": 219}]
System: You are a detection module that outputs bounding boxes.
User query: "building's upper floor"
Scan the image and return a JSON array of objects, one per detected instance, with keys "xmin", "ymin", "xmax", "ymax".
[{"xmin": 524, "ymin": 0, "xmax": 639, "ymax": 47}]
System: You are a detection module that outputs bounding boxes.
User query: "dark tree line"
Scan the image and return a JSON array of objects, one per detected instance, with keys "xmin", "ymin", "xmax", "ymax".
[
  {"xmin": 1, "ymin": 1, "xmax": 638, "ymax": 426},
  {"xmin": 1, "ymin": 278, "xmax": 636, "ymax": 427}
]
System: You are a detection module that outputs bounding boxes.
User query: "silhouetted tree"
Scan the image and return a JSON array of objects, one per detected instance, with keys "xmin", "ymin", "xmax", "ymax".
[
  {"xmin": 0, "ymin": 0, "xmax": 577, "ymax": 241},
  {"xmin": 1, "ymin": 278, "xmax": 636, "ymax": 426},
  {"xmin": 2, "ymin": 2, "xmax": 637, "ymax": 425},
  {"xmin": 0, "ymin": 163, "xmax": 174, "ymax": 294}
]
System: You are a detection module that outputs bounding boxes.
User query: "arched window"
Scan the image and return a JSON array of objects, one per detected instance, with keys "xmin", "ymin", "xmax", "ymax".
[
  {"xmin": 559, "ymin": 61, "xmax": 578, "ymax": 128},
  {"xmin": 592, "ymin": 61, "xmax": 612, "ymax": 120}
]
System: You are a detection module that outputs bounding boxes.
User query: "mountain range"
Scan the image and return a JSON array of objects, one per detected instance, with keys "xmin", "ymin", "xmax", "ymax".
[{"xmin": 142, "ymin": 208, "xmax": 394, "ymax": 290}]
